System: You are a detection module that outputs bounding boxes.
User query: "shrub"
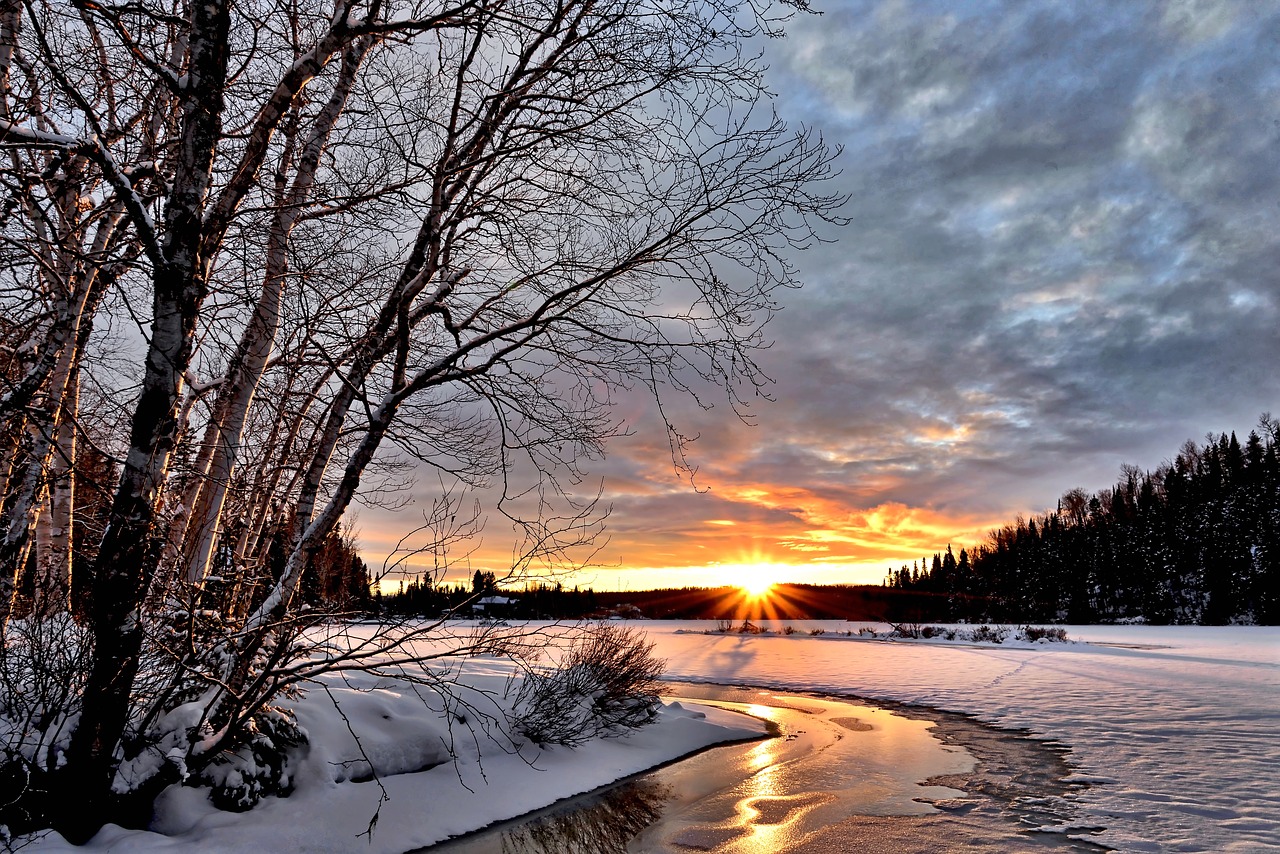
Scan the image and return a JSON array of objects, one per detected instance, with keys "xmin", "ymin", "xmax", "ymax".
[
  {"xmin": 968, "ymin": 625, "xmax": 1010, "ymax": 644},
  {"xmin": 890, "ymin": 622, "xmax": 943, "ymax": 639},
  {"xmin": 809, "ymin": 628, "xmax": 825, "ymax": 636},
  {"xmin": 511, "ymin": 624, "xmax": 665, "ymax": 747},
  {"xmin": 199, "ymin": 708, "xmax": 305, "ymax": 811},
  {"xmin": 1020, "ymin": 625, "xmax": 1069, "ymax": 643},
  {"xmin": 781, "ymin": 625, "xmax": 797, "ymax": 635}
]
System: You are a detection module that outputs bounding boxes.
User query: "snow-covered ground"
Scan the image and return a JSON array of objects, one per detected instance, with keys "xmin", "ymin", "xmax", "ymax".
[
  {"xmin": 26, "ymin": 629, "xmax": 766, "ymax": 854},
  {"xmin": 24, "ymin": 621, "xmax": 1279, "ymax": 852},
  {"xmin": 646, "ymin": 621, "xmax": 1280, "ymax": 853}
]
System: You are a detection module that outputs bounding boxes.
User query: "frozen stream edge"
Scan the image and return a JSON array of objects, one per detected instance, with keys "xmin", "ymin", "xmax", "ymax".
[{"xmin": 430, "ymin": 682, "xmax": 1110, "ymax": 853}]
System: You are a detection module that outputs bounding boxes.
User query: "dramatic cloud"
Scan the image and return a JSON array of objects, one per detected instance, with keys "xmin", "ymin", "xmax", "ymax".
[{"xmin": 368, "ymin": 0, "xmax": 1280, "ymax": 587}]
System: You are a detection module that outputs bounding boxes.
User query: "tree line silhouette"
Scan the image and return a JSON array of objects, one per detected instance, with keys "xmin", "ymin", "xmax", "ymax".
[
  {"xmin": 380, "ymin": 576, "xmax": 603, "ymax": 619},
  {"xmin": 888, "ymin": 416, "xmax": 1280, "ymax": 625}
]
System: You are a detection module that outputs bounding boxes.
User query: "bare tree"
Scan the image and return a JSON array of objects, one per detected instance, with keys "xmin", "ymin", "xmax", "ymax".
[{"xmin": 0, "ymin": 0, "xmax": 843, "ymax": 840}]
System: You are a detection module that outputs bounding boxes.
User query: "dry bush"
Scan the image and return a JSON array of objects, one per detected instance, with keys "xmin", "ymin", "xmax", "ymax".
[
  {"xmin": 511, "ymin": 624, "xmax": 665, "ymax": 747},
  {"xmin": 968, "ymin": 625, "xmax": 1010, "ymax": 644},
  {"xmin": 1020, "ymin": 625, "xmax": 1069, "ymax": 642},
  {"xmin": 0, "ymin": 613, "xmax": 91, "ymax": 833}
]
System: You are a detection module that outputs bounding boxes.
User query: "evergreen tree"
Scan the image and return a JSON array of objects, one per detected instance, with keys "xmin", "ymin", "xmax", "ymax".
[{"xmin": 927, "ymin": 415, "xmax": 1279, "ymax": 625}]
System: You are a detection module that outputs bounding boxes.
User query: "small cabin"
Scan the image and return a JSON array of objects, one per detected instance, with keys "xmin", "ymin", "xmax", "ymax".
[{"xmin": 473, "ymin": 595, "xmax": 518, "ymax": 618}]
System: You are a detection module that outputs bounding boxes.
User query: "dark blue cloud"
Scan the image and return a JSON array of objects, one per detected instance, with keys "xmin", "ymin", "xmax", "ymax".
[{"xmin": 725, "ymin": 0, "xmax": 1280, "ymax": 520}]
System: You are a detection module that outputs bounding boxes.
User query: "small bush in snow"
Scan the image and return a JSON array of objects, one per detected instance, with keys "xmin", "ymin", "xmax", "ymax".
[
  {"xmin": 857, "ymin": 626, "xmax": 877, "ymax": 637},
  {"xmin": 809, "ymin": 628, "xmax": 825, "ymax": 636},
  {"xmin": 781, "ymin": 625, "xmax": 797, "ymax": 635},
  {"xmin": 1020, "ymin": 625, "xmax": 1069, "ymax": 643},
  {"xmin": 511, "ymin": 624, "xmax": 664, "ymax": 748},
  {"xmin": 0, "ymin": 613, "xmax": 90, "ymax": 834},
  {"xmin": 199, "ymin": 707, "xmax": 306, "ymax": 811},
  {"xmin": 737, "ymin": 620, "xmax": 765, "ymax": 634},
  {"xmin": 968, "ymin": 624, "xmax": 1009, "ymax": 644},
  {"xmin": 889, "ymin": 622, "xmax": 939, "ymax": 639}
]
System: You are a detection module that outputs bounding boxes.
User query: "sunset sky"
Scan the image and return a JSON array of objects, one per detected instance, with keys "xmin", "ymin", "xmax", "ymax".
[{"xmin": 364, "ymin": 0, "xmax": 1280, "ymax": 591}]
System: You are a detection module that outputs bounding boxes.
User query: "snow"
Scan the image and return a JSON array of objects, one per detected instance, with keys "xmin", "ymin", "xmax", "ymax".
[
  {"xmin": 20, "ymin": 621, "xmax": 1279, "ymax": 852},
  {"xmin": 23, "ymin": 637, "xmax": 764, "ymax": 854}
]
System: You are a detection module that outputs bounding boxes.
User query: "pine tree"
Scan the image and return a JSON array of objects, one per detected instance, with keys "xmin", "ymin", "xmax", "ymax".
[{"xmin": 936, "ymin": 416, "xmax": 1279, "ymax": 625}]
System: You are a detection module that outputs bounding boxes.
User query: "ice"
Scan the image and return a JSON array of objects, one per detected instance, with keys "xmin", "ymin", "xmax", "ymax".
[{"xmin": 644, "ymin": 621, "xmax": 1280, "ymax": 852}]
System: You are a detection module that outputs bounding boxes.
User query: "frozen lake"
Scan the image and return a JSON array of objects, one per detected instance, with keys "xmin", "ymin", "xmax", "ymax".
[{"xmin": 641, "ymin": 622, "xmax": 1280, "ymax": 852}]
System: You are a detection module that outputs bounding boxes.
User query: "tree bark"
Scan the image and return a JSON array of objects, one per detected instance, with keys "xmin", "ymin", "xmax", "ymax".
[
  {"xmin": 59, "ymin": 0, "xmax": 233, "ymax": 836},
  {"xmin": 32, "ymin": 368, "xmax": 76, "ymax": 615}
]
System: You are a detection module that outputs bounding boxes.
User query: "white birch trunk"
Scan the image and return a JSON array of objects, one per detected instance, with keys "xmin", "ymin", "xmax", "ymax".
[
  {"xmin": 182, "ymin": 37, "xmax": 374, "ymax": 588},
  {"xmin": 0, "ymin": 194, "xmax": 118, "ymax": 623},
  {"xmin": 31, "ymin": 369, "xmax": 75, "ymax": 615}
]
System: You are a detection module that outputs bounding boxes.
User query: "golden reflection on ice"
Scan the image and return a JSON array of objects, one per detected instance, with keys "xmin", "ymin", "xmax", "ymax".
[
  {"xmin": 731, "ymin": 770, "xmax": 826, "ymax": 853},
  {"xmin": 645, "ymin": 692, "xmax": 973, "ymax": 854},
  {"xmin": 721, "ymin": 701, "xmax": 827, "ymax": 853},
  {"xmin": 744, "ymin": 705, "xmax": 779, "ymax": 772}
]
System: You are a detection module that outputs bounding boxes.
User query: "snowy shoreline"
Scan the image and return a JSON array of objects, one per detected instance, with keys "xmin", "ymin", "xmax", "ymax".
[{"xmin": 23, "ymin": 641, "xmax": 768, "ymax": 853}]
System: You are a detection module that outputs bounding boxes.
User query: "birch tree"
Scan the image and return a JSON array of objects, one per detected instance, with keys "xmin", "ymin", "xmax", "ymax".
[{"xmin": 0, "ymin": 0, "xmax": 842, "ymax": 839}]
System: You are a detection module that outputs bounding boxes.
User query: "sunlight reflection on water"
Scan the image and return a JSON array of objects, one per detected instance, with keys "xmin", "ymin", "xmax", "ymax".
[{"xmin": 428, "ymin": 685, "xmax": 1105, "ymax": 854}]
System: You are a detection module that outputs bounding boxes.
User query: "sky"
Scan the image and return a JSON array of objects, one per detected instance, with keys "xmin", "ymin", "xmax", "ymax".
[{"xmin": 366, "ymin": 0, "xmax": 1280, "ymax": 591}]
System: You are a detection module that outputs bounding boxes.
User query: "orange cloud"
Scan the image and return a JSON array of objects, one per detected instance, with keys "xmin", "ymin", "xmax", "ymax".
[{"xmin": 356, "ymin": 397, "xmax": 1022, "ymax": 590}]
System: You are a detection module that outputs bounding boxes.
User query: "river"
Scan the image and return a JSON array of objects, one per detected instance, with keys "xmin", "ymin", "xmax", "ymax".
[{"xmin": 428, "ymin": 683, "xmax": 1107, "ymax": 853}]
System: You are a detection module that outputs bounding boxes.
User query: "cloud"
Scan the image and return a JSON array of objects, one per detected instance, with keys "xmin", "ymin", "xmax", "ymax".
[
  {"xmin": 746, "ymin": 0, "xmax": 1280, "ymax": 487},
  {"xmin": 361, "ymin": 1, "xmax": 1280, "ymax": 588}
]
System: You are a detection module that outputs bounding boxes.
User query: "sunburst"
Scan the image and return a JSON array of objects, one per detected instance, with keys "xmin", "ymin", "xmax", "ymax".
[{"xmin": 728, "ymin": 563, "xmax": 778, "ymax": 598}]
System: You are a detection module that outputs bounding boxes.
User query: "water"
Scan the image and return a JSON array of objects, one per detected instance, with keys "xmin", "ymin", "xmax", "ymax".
[{"xmin": 427, "ymin": 684, "xmax": 1107, "ymax": 853}]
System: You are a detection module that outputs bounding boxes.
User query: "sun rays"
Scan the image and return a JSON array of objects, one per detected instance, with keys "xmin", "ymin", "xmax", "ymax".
[{"xmin": 701, "ymin": 564, "xmax": 845, "ymax": 621}]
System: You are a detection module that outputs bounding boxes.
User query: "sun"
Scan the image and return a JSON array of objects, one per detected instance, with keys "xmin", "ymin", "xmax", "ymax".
[{"xmin": 734, "ymin": 564, "xmax": 777, "ymax": 598}]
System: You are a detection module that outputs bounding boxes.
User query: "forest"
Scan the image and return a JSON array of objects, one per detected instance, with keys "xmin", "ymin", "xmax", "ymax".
[{"xmin": 888, "ymin": 417, "xmax": 1280, "ymax": 625}]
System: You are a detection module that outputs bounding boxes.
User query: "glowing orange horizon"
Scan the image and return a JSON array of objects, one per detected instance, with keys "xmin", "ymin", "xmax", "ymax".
[{"xmin": 360, "ymin": 481, "xmax": 1012, "ymax": 593}]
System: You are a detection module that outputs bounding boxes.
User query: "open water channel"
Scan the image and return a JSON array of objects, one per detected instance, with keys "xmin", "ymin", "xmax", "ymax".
[{"xmin": 428, "ymin": 683, "xmax": 1108, "ymax": 853}]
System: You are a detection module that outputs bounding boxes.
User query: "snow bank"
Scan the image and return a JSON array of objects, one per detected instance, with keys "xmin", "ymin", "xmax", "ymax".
[{"xmin": 22, "ymin": 635, "xmax": 763, "ymax": 854}]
